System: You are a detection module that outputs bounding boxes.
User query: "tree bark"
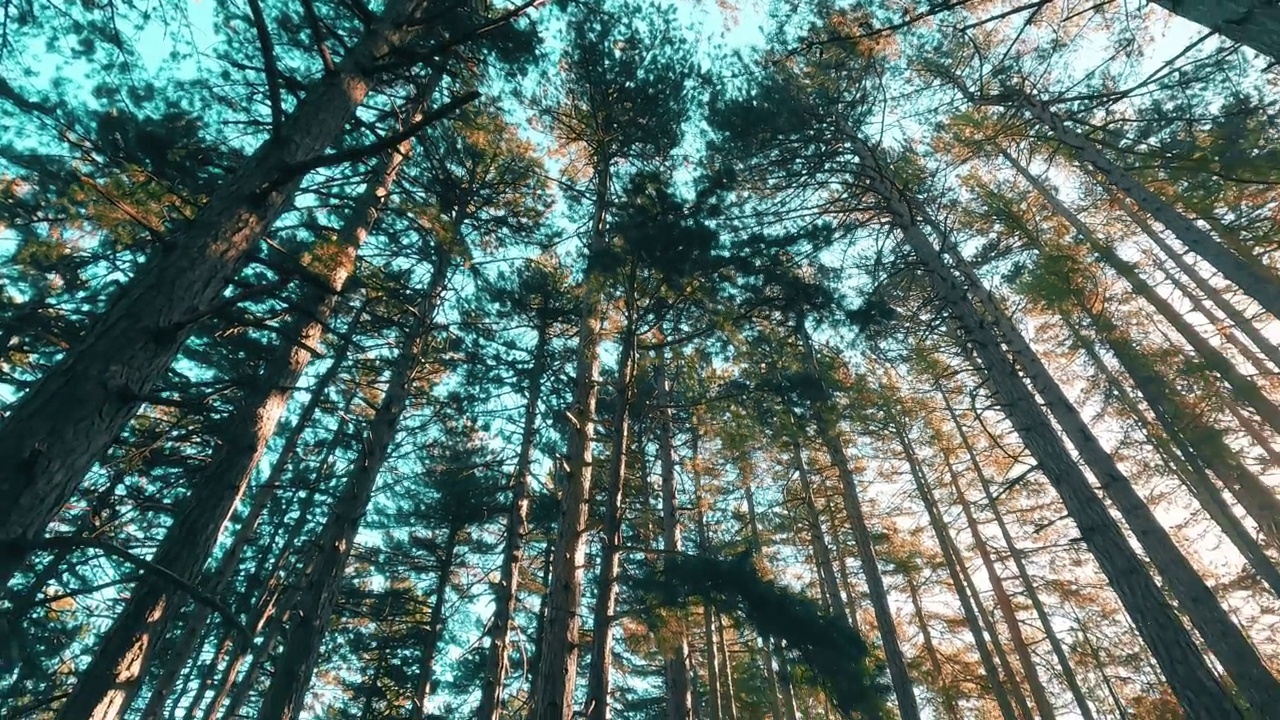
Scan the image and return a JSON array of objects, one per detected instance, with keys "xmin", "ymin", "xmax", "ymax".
[
  {"xmin": 475, "ymin": 324, "xmax": 550, "ymax": 720},
  {"xmin": 905, "ymin": 571, "xmax": 961, "ymax": 720},
  {"xmin": 529, "ymin": 156, "xmax": 610, "ymax": 720},
  {"xmin": 255, "ymin": 258, "xmax": 448, "ymax": 720},
  {"xmin": 656, "ymin": 349, "xmax": 695, "ymax": 720},
  {"xmin": 584, "ymin": 302, "xmax": 638, "ymax": 720},
  {"xmin": 411, "ymin": 531, "xmax": 460, "ymax": 720},
  {"xmin": 792, "ymin": 436, "xmax": 854, "ymax": 629},
  {"xmin": 894, "ymin": 423, "xmax": 1022, "ymax": 720},
  {"xmin": 1149, "ymin": 0, "xmax": 1280, "ymax": 61},
  {"xmin": 0, "ymin": 0, "xmax": 445, "ymax": 575},
  {"xmin": 797, "ymin": 320, "xmax": 922, "ymax": 720},
  {"xmin": 841, "ymin": 130, "xmax": 1244, "ymax": 719}
]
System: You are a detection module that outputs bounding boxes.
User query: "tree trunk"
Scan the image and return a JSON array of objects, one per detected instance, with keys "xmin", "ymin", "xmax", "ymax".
[
  {"xmin": 841, "ymin": 130, "xmax": 1243, "ymax": 719},
  {"xmin": 529, "ymin": 157, "xmax": 611, "ymax": 720},
  {"xmin": 0, "ymin": 0, "xmax": 445, "ymax": 574},
  {"xmin": 411, "ymin": 531, "xmax": 459, "ymax": 720},
  {"xmin": 939, "ymin": 389, "xmax": 1096, "ymax": 720},
  {"xmin": 693, "ymin": 453, "xmax": 724, "ymax": 720},
  {"xmin": 584, "ymin": 301, "xmax": 638, "ymax": 720},
  {"xmin": 1006, "ymin": 89, "xmax": 1280, "ymax": 320},
  {"xmin": 1113, "ymin": 192, "xmax": 1280, "ymax": 372},
  {"xmin": 773, "ymin": 640, "xmax": 801, "ymax": 720},
  {"xmin": 139, "ymin": 312, "xmax": 363, "ymax": 720},
  {"xmin": 1149, "ymin": 0, "xmax": 1280, "ymax": 60},
  {"xmin": 715, "ymin": 613, "xmax": 738, "ymax": 720},
  {"xmin": 53, "ymin": 138, "xmax": 407, "ymax": 720},
  {"xmin": 905, "ymin": 571, "xmax": 961, "ymax": 720},
  {"xmin": 656, "ymin": 349, "xmax": 695, "ymax": 720},
  {"xmin": 894, "ymin": 423, "xmax": 1022, "ymax": 720},
  {"xmin": 792, "ymin": 436, "xmax": 854, "ymax": 629},
  {"xmin": 255, "ymin": 259, "xmax": 448, "ymax": 720},
  {"xmin": 797, "ymin": 320, "xmax": 922, "ymax": 720},
  {"xmin": 475, "ymin": 324, "xmax": 550, "ymax": 720},
  {"xmin": 938, "ymin": 438, "xmax": 1057, "ymax": 719}
]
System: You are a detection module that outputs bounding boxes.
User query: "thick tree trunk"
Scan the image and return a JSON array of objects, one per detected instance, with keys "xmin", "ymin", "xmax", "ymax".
[
  {"xmin": 939, "ymin": 443, "xmax": 1057, "ymax": 719},
  {"xmin": 894, "ymin": 424, "xmax": 1021, "ymax": 720},
  {"xmin": 940, "ymin": 390, "xmax": 1098, "ymax": 720},
  {"xmin": 1149, "ymin": 0, "xmax": 1280, "ymax": 60},
  {"xmin": 1006, "ymin": 90, "xmax": 1280, "ymax": 320},
  {"xmin": 54, "ymin": 139, "xmax": 407, "ymax": 720},
  {"xmin": 0, "ymin": 0, "xmax": 442, "ymax": 573},
  {"xmin": 841, "ymin": 131, "xmax": 1244, "ymax": 719},
  {"xmin": 139, "ymin": 313, "xmax": 362, "ymax": 720},
  {"xmin": 584, "ymin": 307, "xmax": 638, "ymax": 720},
  {"xmin": 475, "ymin": 324, "xmax": 549, "ymax": 720},
  {"xmin": 656, "ymin": 349, "xmax": 695, "ymax": 720},
  {"xmin": 905, "ymin": 572, "xmax": 961, "ymax": 720},
  {"xmin": 529, "ymin": 158, "xmax": 610, "ymax": 720},
  {"xmin": 255, "ymin": 259, "xmax": 447, "ymax": 720},
  {"xmin": 797, "ymin": 321, "xmax": 922, "ymax": 720}
]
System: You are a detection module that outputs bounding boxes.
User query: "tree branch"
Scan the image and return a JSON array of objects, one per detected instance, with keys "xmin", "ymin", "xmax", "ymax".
[
  {"xmin": 300, "ymin": 0, "xmax": 337, "ymax": 73},
  {"xmin": 247, "ymin": 0, "xmax": 286, "ymax": 132}
]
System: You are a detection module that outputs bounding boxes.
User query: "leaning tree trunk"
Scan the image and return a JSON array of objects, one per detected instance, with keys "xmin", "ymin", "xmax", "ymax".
[
  {"xmin": 791, "ymin": 436, "xmax": 854, "ymax": 630},
  {"xmin": 840, "ymin": 129, "xmax": 1244, "ymax": 719},
  {"xmin": 904, "ymin": 571, "xmax": 961, "ymax": 720},
  {"xmin": 939, "ymin": 389, "xmax": 1099, "ymax": 720},
  {"xmin": 475, "ymin": 323, "xmax": 550, "ymax": 720},
  {"xmin": 0, "ymin": 0, "xmax": 457, "ymax": 575},
  {"xmin": 584, "ymin": 299, "xmax": 638, "ymax": 720},
  {"xmin": 53, "ymin": 136, "xmax": 410, "ymax": 720},
  {"xmin": 255, "ymin": 259, "xmax": 448, "ymax": 720},
  {"xmin": 1148, "ymin": 0, "xmax": 1280, "ymax": 60},
  {"xmin": 1004, "ymin": 90, "xmax": 1280, "ymax": 321},
  {"xmin": 655, "ymin": 348, "xmax": 695, "ymax": 720},
  {"xmin": 1111, "ymin": 191, "xmax": 1280, "ymax": 372},
  {"xmin": 893, "ymin": 422, "xmax": 1022, "ymax": 720},
  {"xmin": 797, "ymin": 320, "xmax": 922, "ymax": 720},
  {"xmin": 529, "ymin": 156, "xmax": 611, "ymax": 720}
]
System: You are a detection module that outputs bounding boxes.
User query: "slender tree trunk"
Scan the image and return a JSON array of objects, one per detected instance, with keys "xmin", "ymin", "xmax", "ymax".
[
  {"xmin": 1225, "ymin": 399, "xmax": 1280, "ymax": 469},
  {"xmin": 757, "ymin": 637, "xmax": 787, "ymax": 720},
  {"xmin": 939, "ymin": 389, "xmax": 1094, "ymax": 720},
  {"xmin": 1004, "ymin": 89, "xmax": 1280, "ymax": 320},
  {"xmin": 894, "ymin": 423, "xmax": 1021, "ymax": 720},
  {"xmin": 693, "ymin": 454, "xmax": 724, "ymax": 720},
  {"xmin": 139, "ymin": 311, "xmax": 363, "ymax": 720},
  {"xmin": 796, "ymin": 320, "xmax": 922, "ymax": 720},
  {"xmin": 411, "ymin": 532, "xmax": 459, "ymax": 720},
  {"xmin": 584, "ymin": 298, "xmax": 638, "ymax": 720},
  {"xmin": 792, "ymin": 437, "xmax": 853, "ymax": 629},
  {"xmin": 656, "ymin": 349, "xmax": 695, "ymax": 720},
  {"xmin": 529, "ymin": 157, "xmax": 611, "ymax": 720},
  {"xmin": 1148, "ymin": 0, "xmax": 1280, "ymax": 60},
  {"xmin": 0, "ymin": 0, "xmax": 449, "ymax": 574},
  {"xmin": 1113, "ymin": 192, "xmax": 1280, "ymax": 372},
  {"xmin": 255, "ymin": 259, "xmax": 448, "ymax": 720},
  {"xmin": 905, "ymin": 572, "xmax": 961, "ymax": 720},
  {"xmin": 774, "ymin": 640, "xmax": 800, "ymax": 720},
  {"xmin": 939, "ymin": 440, "xmax": 1057, "ymax": 719},
  {"xmin": 475, "ymin": 324, "xmax": 550, "ymax": 720},
  {"xmin": 840, "ymin": 130, "xmax": 1243, "ymax": 719},
  {"xmin": 715, "ymin": 613, "xmax": 738, "ymax": 720}
]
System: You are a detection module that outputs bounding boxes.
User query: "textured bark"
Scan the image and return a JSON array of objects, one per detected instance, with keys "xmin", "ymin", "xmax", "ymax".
[
  {"xmin": 905, "ymin": 572, "xmax": 961, "ymax": 720},
  {"xmin": 54, "ymin": 136, "xmax": 409, "ymax": 720},
  {"xmin": 0, "ymin": 0, "xmax": 440, "ymax": 573},
  {"xmin": 584, "ymin": 310, "xmax": 638, "ymax": 720},
  {"xmin": 841, "ymin": 130, "xmax": 1243, "ymax": 719},
  {"xmin": 1007, "ymin": 90, "xmax": 1280, "ymax": 321},
  {"xmin": 529, "ymin": 158, "xmax": 610, "ymax": 720},
  {"xmin": 475, "ymin": 325, "xmax": 549, "ymax": 720},
  {"xmin": 940, "ymin": 391, "xmax": 1099, "ymax": 720},
  {"xmin": 1150, "ymin": 0, "xmax": 1280, "ymax": 60},
  {"xmin": 656, "ymin": 350, "xmax": 694, "ymax": 720},
  {"xmin": 255, "ymin": 260, "xmax": 447, "ymax": 720},
  {"xmin": 797, "ymin": 321, "xmax": 922, "ymax": 720},
  {"xmin": 939, "ymin": 444, "xmax": 1057, "ymax": 719},
  {"xmin": 714, "ymin": 613, "xmax": 738, "ymax": 720},
  {"xmin": 895, "ymin": 424, "xmax": 1021, "ymax": 720},
  {"xmin": 792, "ymin": 437, "xmax": 853, "ymax": 628}
]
